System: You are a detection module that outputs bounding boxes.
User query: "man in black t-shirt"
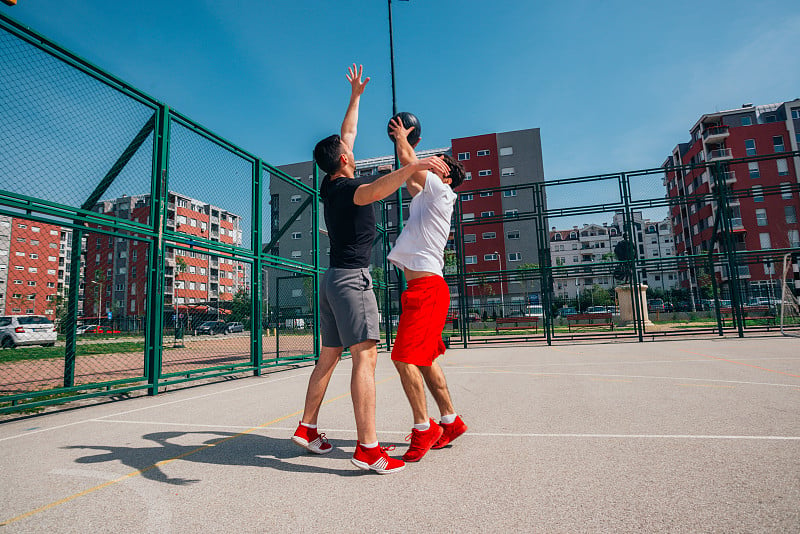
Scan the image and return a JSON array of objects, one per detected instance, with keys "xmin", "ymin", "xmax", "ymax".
[{"xmin": 291, "ymin": 64, "xmax": 449, "ymax": 474}]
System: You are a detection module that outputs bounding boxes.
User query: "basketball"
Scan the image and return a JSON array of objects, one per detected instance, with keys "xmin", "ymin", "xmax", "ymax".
[{"xmin": 387, "ymin": 111, "xmax": 421, "ymax": 145}]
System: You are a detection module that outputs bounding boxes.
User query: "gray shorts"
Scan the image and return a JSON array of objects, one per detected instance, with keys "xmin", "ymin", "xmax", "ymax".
[{"xmin": 320, "ymin": 267, "xmax": 380, "ymax": 348}]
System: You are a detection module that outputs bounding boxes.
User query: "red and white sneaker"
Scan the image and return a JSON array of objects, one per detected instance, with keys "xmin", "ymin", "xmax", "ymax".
[
  {"xmin": 403, "ymin": 419, "xmax": 444, "ymax": 462},
  {"xmin": 432, "ymin": 415, "xmax": 467, "ymax": 449},
  {"xmin": 292, "ymin": 422, "xmax": 333, "ymax": 454},
  {"xmin": 351, "ymin": 443, "xmax": 406, "ymax": 474}
]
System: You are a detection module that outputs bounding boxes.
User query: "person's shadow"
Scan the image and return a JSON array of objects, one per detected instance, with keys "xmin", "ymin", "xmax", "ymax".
[{"xmin": 64, "ymin": 431, "xmax": 405, "ymax": 485}]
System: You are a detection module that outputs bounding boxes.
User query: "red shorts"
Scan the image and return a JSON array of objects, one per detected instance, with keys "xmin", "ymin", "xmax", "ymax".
[{"xmin": 391, "ymin": 275, "xmax": 450, "ymax": 367}]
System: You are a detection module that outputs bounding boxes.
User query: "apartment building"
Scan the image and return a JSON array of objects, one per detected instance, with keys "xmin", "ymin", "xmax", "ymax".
[
  {"xmin": 664, "ymin": 100, "xmax": 800, "ymax": 299},
  {"xmin": 83, "ymin": 192, "xmax": 245, "ymax": 325},
  {"xmin": 0, "ymin": 215, "xmax": 61, "ymax": 318},
  {"xmin": 549, "ymin": 212, "xmax": 678, "ymax": 300}
]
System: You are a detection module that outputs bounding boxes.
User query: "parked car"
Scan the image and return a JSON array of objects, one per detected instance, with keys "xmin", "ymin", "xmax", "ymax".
[
  {"xmin": 606, "ymin": 306, "xmax": 619, "ymax": 315},
  {"xmin": 558, "ymin": 307, "xmax": 577, "ymax": 317},
  {"xmin": 0, "ymin": 315, "xmax": 57, "ymax": 348},
  {"xmin": 196, "ymin": 321, "xmax": 228, "ymax": 335},
  {"xmin": 76, "ymin": 324, "xmax": 102, "ymax": 335},
  {"xmin": 586, "ymin": 306, "xmax": 607, "ymax": 314},
  {"xmin": 647, "ymin": 299, "xmax": 664, "ymax": 313},
  {"xmin": 226, "ymin": 322, "xmax": 244, "ymax": 333}
]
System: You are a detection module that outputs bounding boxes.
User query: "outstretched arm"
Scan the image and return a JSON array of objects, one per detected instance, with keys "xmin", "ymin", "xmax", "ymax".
[
  {"xmin": 341, "ymin": 64, "xmax": 369, "ymax": 150},
  {"xmin": 389, "ymin": 117, "xmax": 427, "ymax": 195},
  {"xmin": 353, "ymin": 156, "xmax": 449, "ymax": 206}
]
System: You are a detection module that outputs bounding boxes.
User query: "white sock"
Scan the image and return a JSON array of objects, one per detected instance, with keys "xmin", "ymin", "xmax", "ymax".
[
  {"xmin": 300, "ymin": 422, "xmax": 317, "ymax": 429},
  {"xmin": 361, "ymin": 441, "xmax": 379, "ymax": 449},
  {"xmin": 414, "ymin": 421, "xmax": 431, "ymax": 431},
  {"xmin": 440, "ymin": 413, "xmax": 457, "ymax": 425}
]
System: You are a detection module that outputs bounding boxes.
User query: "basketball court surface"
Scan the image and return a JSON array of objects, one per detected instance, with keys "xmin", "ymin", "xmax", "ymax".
[{"xmin": 1, "ymin": 336, "xmax": 798, "ymax": 532}]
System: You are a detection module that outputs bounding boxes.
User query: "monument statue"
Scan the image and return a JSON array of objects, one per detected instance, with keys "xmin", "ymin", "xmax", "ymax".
[{"xmin": 613, "ymin": 232, "xmax": 635, "ymax": 283}]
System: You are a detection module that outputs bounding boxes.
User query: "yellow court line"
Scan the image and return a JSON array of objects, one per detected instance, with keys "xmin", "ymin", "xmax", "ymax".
[{"xmin": 0, "ymin": 375, "xmax": 397, "ymax": 527}]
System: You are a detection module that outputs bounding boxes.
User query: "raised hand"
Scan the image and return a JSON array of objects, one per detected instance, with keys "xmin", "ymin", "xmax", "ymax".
[
  {"xmin": 346, "ymin": 63, "xmax": 370, "ymax": 96},
  {"xmin": 417, "ymin": 155, "xmax": 450, "ymax": 178}
]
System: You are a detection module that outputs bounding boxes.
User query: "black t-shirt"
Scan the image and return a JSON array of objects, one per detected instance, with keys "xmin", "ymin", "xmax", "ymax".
[{"xmin": 320, "ymin": 175, "xmax": 376, "ymax": 268}]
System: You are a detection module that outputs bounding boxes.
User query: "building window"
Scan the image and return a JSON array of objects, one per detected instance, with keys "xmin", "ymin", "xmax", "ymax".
[
  {"xmin": 462, "ymin": 194, "xmax": 473, "ymax": 201},
  {"xmin": 507, "ymin": 231, "xmax": 520, "ymax": 239},
  {"xmin": 291, "ymin": 250, "xmax": 302, "ymax": 258},
  {"xmin": 789, "ymin": 230, "xmax": 800, "ymax": 248},
  {"xmin": 752, "ymin": 186, "xmax": 763, "ymax": 202},
  {"xmin": 755, "ymin": 208, "xmax": 768, "ymax": 226},
  {"xmin": 501, "ymin": 167, "xmax": 515, "ymax": 176},
  {"xmin": 480, "ymin": 211, "xmax": 494, "ymax": 218},
  {"xmin": 503, "ymin": 189, "xmax": 517, "ymax": 197},
  {"xmin": 792, "ymin": 109, "xmax": 800, "ymax": 119},
  {"xmin": 764, "ymin": 114, "xmax": 777, "ymax": 123},
  {"xmin": 484, "ymin": 253, "xmax": 498, "ymax": 261},
  {"xmin": 464, "ymin": 172, "xmax": 472, "ymax": 181},
  {"xmin": 504, "ymin": 209, "xmax": 519, "ymax": 217},
  {"xmin": 479, "ymin": 192, "xmax": 493, "ymax": 198},
  {"xmin": 463, "ymin": 213, "xmax": 475, "ymax": 221},
  {"xmin": 748, "ymin": 162, "xmax": 760, "ymax": 179},
  {"xmin": 499, "ymin": 146, "xmax": 513, "ymax": 156},
  {"xmin": 777, "ymin": 159, "xmax": 789, "ymax": 176},
  {"xmin": 290, "ymin": 195, "xmax": 301, "ymax": 203},
  {"xmin": 759, "ymin": 233, "xmax": 771, "ymax": 249},
  {"xmin": 465, "ymin": 255, "xmax": 477, "ymax": 265},
  {"xmin": 482, "ymin": 232, "xmax": 496, "ymax": 240},
  {"xmin": 786, "ymin": 206, "xmax": 797, "ymax": 224},
  {"xmin": 476, "ymin": 149, "xmax": 490, "ymax": 156},
  {"xmin": 292, "ymin": 232, "xmax": 302, "ymax": 239},
  {"xmin": 464, "ymin": 234, "xmax": 476, "ymax": 243},
  {"xmin": 457, "ymin": 152, "xmax": 470, "ymax": 161},
  {"xmin": 508, "ymin": 252, "xmax": 521, "ymax": 262},
  {"xmin": 745, "ymin": 139, "xmax": 756, "ymax": 156},
  {"xmin": 773, "ymin": 136, "xmax": 785, "ymax": 153},
  {"xmin": 478, "ymin": 170, "xmax": 492, "ymax": 177},
  {"xmin": 781, "ymin": 183, "xmax": 793, "ymax": 199}
]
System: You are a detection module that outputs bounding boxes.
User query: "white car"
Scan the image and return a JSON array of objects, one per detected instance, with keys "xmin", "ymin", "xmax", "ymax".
[{"xmin": 0, "ymin": 315, "xmax": 57, "ymax": 348}]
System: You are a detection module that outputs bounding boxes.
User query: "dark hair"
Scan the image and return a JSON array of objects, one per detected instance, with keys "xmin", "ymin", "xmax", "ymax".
[
  {"xmin": 439, "ymin": 153, "xmax": 466, "ymax": 190},
  {"xmin": 314, "ymin": 134, "xmax": 345, "ymax": 175}
]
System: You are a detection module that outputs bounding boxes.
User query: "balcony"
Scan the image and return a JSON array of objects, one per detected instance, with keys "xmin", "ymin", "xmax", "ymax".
[
  {"xmin": 706, "ymin": 148, "xmax": 732, "ymax": 161},
  {"xmin": 709, "ymin": 171, "xmax": 736, "ymax": 190},
  {"xmin": 702, "ymin": 125, "xmax": 730, "ymax": 143}
]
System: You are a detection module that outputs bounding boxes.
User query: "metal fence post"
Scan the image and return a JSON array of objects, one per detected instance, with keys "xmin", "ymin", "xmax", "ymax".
[
  {"xmin": 252, "ymin": 159, "xmax": 263, "ymax": 374},
  {"xmin": 145, "ymin": 104, "xmax": 170, "ymax": 396}
]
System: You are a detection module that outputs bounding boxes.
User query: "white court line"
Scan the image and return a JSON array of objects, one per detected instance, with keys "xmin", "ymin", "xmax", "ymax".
[
  {"xmin": 447, "ymin": 370, "xmax": 800, "ymax": 388},
  {"xmin": 89, "ymin": 421, "xmax": 800, "ymax": 441},
  {"xmin": 446, "ymin": 356, "xmax": 800, "ymax": 370},
  {"xmin": 0, "ymin": 372, "xmax": 309, "ymax": 443},
  {"xmin": 88, "ymin": 420, "xmax": 800, "ymax": 441}
]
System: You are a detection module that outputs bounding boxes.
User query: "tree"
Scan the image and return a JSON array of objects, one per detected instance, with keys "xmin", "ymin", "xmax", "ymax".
[
  {"xmin": 443, "ymin": 250, "xmax": 458, "ymax": 275},
  {"xmin": 302, "ymin": 275, "xmax": 315, "ymax": 313},
  {"xmin": 370, "ymin": 267, "xmax": 384, "ymax": 313},
  {"xmin": 230, "ymin": 289, "xmax": 251, "ymax": 327}
]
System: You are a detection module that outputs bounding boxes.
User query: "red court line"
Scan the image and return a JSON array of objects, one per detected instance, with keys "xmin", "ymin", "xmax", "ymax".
[{"xmin": 678, "ymin": 348, "xmax": 800, "ymax": 378}]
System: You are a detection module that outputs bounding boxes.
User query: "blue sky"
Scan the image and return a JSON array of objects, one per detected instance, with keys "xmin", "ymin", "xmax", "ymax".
[{"xmin": 4, "ymin": 0, "xmax": 800, "ymax": 179}]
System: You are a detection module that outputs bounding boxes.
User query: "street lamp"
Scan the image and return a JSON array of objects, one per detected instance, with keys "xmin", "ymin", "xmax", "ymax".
[{"xmin": 493, "ymin": 251, "xmax": 505, "ymax": 317}]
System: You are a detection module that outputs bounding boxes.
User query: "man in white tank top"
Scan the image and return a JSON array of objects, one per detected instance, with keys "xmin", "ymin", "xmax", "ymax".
[{"xmin": 387, "ymin": 117, "xmax": 468, "ymax": 463}]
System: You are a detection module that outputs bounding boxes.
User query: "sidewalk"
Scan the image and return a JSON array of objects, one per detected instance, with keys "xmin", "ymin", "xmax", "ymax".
[{"xmin": 1, "ymin": 337, "xmax": 798, "ymax": 532}]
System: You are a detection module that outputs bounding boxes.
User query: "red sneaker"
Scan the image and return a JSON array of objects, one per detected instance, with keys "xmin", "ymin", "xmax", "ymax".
[
  {"xmin": 432, "ymin": 415, "xmax": 467, "ymax": 449},
  {"xmin": 351, "ymin": 443, "xmax": 406, "ymax": 474},
  {"xmin": 292, "ymin": 422, "xmax": 333, "ymax": 454},
  {"xmin": 402, "ymin": 419, "xmax": 444, "ymax": 462}
]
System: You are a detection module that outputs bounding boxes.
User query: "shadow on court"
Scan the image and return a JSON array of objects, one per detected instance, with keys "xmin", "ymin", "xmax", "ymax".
[{"xmin": 64, "ymin": 431, "xmax": 406, "ymax": 483}]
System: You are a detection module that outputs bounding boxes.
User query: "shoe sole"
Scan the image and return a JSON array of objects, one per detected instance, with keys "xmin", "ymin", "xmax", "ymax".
[
  {"xmin": 351, "ymin": 457, "xmax": 405, "ymax": 474},
  {"xmin": 291, "ymin": 435, "xmax": 333, "ymax": 454}
]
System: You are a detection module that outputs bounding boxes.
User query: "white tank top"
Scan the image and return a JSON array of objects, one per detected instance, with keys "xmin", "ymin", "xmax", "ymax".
[{"xmin": 387, "ymin": 171, "xmax": 457, "ymax": 276}]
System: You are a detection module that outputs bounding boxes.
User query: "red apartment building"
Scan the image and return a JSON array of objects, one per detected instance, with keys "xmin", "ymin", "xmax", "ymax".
[
  {"xmin": 82, "ymin": 192, "xmax": 245, "ymax": 325},
  {"xmin": 0, "ymin": 216, "xmax": 61, "ymax": 319},
  {"xmin": 664, "ymin": 100, "xmax": 800, "ymax": 298}
]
